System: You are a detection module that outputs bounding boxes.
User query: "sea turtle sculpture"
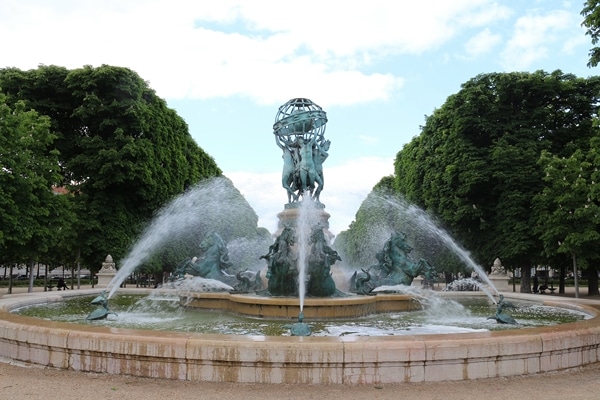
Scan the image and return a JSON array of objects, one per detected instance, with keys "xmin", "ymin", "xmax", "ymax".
[{"xmin": 289, "ymin": 312, "xmax": 311, "ymax": 336}]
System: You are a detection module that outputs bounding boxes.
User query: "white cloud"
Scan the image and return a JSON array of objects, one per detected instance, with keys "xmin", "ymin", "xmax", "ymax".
[
  {"xmin": 500, "ymin": 10, "xmax": 575, "ymax": 70},
  {"xmin": 465, "ymin": 28, "xmax": 503, "ymax": 57},
  {"xmin": 226, "ymin": 157, "xmax": 394, "ymax": 236},
  {"xmin": 1, "ymin": 0, "xmax": 511, "ymax": 106}
]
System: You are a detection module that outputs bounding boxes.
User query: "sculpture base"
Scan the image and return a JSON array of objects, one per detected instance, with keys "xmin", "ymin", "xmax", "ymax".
[
  {"xmin": 488, "ymin": 274, "xmax": 511, "ymax": 291},
  {"xmin": 96, "ymin": 271, "xmax": 116, "ymax": 288},
  {"xmin": 276, "ymin": 207, "xmax": 334, "ymax": 240},
  {"xmin": 181, "ymin": 292, "xmax": 421, "ymax": 319}
]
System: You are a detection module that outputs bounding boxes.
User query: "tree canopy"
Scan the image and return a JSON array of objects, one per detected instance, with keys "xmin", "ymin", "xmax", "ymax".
[
  {"xmin": 0, "ymin": 93, "xmax": 63, "ymax": 263},
  {"xmin": 0, "ymin": 65, "xmax": 224, "ymax": 270},
  {"xmin": 337, "ymin": 71, "xmax": 600, "ymax": 294}
]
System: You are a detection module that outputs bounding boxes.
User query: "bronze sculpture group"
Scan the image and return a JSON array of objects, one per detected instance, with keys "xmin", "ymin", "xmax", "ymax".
[
  {"xmin": 273, "ymin": 98, "xmax": 329, "ymax": 205},
  {"xmin": 87, "ymin": 98, "xmax": 442, "ymax": 330},
  {"xmin": 164, "ymin": 99, "xmax": 437, "ymax": 299}
]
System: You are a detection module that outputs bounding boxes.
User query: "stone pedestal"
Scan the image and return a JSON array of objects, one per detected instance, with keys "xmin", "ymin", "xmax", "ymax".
[
  {"xmin": 96, "ymin": 254, "xmax": 117, "ymax": 288},
  {"xmin": 488, "ymin": 273, "xmax": 511, "ymax": 292},
  {"xmin": 488, "ymin": 258, "xmax": 511, "ymax": 292},
  {"xmin": 276, "ymin": 205, "xmax": 334, "ymax": 242}
]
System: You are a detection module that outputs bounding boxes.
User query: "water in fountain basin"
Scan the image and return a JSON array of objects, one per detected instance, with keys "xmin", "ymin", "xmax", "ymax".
[{"xmin": 14, "ymin": 293, "xmax": 589, "ymax": 336}]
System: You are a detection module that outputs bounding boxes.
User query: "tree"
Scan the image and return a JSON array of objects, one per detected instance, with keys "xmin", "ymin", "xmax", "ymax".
[
  {"xmin": 391, "ymin": 71, "xmax": 600, "ymax": 292},
  {"xmin": 0, "ymin": 65, "xmax": 223, "ymax": 269},
  {"xmin": 0, "ymin": 92, "xmax": 63, "ymax": 291},
  {"xmin": 535, "ymin": 145, "xmax": 600, "ymax": 297},
  {"xmin": 582, "ymin": 0, "xmax": 600, "ymax": 67}
]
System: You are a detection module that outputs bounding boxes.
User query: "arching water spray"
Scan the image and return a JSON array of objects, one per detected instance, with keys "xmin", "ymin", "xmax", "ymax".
[
  {"xmin": 366, "ymin": 194, "xmax": 499, "ymax": 302},
  {"xmin": 107, "ymin": 177, "xmax": 252, "ymax": 299}
]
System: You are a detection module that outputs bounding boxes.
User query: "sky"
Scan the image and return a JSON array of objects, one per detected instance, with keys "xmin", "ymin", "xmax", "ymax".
[{"xmin": 1, "ymin": 0, "xmax": 597, "ymax": 236}]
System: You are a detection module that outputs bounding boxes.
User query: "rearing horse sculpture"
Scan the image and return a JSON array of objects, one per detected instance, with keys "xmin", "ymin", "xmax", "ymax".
[
  {"xmin": 171, "ymin": 232, "xmax": 237, "ymax": 286},
  {"xmin": 350, "ymin": 231, "xmax": 437, "ymax": 294}
]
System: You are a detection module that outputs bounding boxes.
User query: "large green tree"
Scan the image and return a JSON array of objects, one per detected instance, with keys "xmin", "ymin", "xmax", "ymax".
[
  {"xmin": 390, "ymin": 71, "xmax": 600, "ymax": 292},
  {"xmin": 0, "ymin": 65, "xmax": 222, "ymax": 269},
  {"xmin": 535, "ymin": 144, "xmax": 600, "ymax": 297},
  {"xmin": 0, "ymin": 92, "xmax": 65, "ymax": 290}
]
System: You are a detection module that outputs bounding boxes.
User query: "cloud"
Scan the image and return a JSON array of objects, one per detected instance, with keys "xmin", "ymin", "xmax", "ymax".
[
  {"xmin": 226, "ymin": 157, "xmax": 394, "ymax": 236},
  {"xmin": 1, "ymin": 0, "xmax": 512, "ymax": 107},
  {"xmin": 464, "ymin": 28, "xmax": 503, "ymax": 57},
  {"xmin": 500, "ymin": 10, "xmax": 576, "ymax": 69}
]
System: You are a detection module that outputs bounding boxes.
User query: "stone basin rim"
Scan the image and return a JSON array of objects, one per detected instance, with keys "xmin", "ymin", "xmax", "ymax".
[{"xmin": 1, "ymin": 289, "xmax": 599, "ymax": 384}]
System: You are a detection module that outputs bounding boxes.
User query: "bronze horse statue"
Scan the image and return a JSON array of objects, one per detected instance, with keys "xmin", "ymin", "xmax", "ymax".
[
  {"xmin": 351, "ymin": 231, "xmax": 437, "ymax": 294},
  {"xmin": 171, "ymin": 232, "xmax": 237, "ymax": 286}
]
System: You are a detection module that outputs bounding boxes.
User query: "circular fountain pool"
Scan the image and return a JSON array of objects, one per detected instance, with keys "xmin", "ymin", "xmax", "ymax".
[
  {"xmin": 1, "ymin": 289, "xmax": 599, "ymax": 384},
  {"xmin": 13, "ymin": 292, "xmax": 589, "ymax": 336}
]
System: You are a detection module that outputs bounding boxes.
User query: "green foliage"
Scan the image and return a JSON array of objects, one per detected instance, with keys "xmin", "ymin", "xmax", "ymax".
[
  {"xmin": 334, "ymin": 189, "xmax": 465, "ymax": 276},
  {"xmin": 0, "ymin": 65, "xmax": 224, "ymax": 270},
  {"xmin": 342, "ymin": 71, "xmax": 600, "ymax": 293},
  {"xmin": 392, "ymin": 72, "xmax": 600, "ymax": 272},
  {"xmin": 582, "ymin": 0, "xmax": 600, "ymax": 67},
  {"xmin": 535, "ymin": 144, "xmax": 600, "ymax": 260},
  {"xmin": 0, "ymin": 92, "xmax": 65, "ymax": 264},
  {"xmin": 140, "ymin": 177, "xmax": 273, "ymax": 276}
]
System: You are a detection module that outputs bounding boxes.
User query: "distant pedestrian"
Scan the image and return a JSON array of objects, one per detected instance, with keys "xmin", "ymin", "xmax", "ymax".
[{"xmin": 57, "ymin": 278, "xmax": 69, "ymax": 291}]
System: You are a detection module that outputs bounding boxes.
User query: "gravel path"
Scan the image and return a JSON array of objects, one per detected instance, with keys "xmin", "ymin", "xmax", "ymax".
[{"xmin": 2, "ymin": 361, "xmax": 600, "ymax": 400}]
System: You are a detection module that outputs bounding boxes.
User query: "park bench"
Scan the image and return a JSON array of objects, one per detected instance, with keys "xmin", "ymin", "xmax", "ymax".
[{"xmin": 539, "ymin": 285, "xmax": 556, "ymax": 294}]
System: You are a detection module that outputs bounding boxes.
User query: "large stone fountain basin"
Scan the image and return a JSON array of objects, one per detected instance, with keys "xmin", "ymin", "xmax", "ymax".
[{"xmin": 1, "ymin": 289, "xmax": 599, "ymax": 384}]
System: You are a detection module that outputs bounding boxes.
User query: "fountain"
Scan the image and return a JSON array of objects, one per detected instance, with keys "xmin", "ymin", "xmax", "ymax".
[{"xmin": 1, "ymin": 98, "xmax": 599, "ymax": 384}]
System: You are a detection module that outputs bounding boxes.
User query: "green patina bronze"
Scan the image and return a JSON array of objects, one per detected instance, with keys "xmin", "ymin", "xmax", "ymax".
[
  {"xmin": 351, "ymin": 231, "xmax": 437, "ymax": 294},
  {"xmin": 86, "ymin": 290, "xmax": 117, "ymax": 320},
  {"xmin": 273, "ymin": 98, "xmax": 329, "ymax": 205},
  {"xmin": 171, "ymin": 232, "xmax": 238, "ymax": 286},
  {"xmin": 261, "ymin": 223, "xmax": 342, "ymax": 297},
  {"xmin": 289, "ymin": 312, "xmax": 311, "ymax": 336},
  {"xmin": 306, "ymin": 225, "xmax": 340, "ymax": 297},
  {"xmin": 261, "ymin": 225, "xmax": 299, "ymax": 296},
  {"xmin": 488, "ymin": 294, "xmax": 518, "ymax": 324}
]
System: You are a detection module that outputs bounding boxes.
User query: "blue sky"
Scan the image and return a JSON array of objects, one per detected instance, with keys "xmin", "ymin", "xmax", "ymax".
[{"xmin": 1, "ymin": 0, "xmax": 596, "ymax": 235}]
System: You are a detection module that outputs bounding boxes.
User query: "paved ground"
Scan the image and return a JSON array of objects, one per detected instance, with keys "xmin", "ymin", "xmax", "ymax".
[
  {"xmin": 2, "ymin": 284, "xmax": 600, "ymax": 400},
  {"xmin": 1, "ymin": 360, "xmax": 599, "ymax": 400}
]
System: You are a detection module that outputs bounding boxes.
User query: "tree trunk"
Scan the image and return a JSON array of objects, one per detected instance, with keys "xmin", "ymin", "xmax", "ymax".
[
  {"xmin": 572, "ymin": 252, "xmax": 580, "ymax": 298},
  {"xmin": 520, "ymin": 265, "xmax": 531, "ymax": 293},
  {"xmin": 587, "ymin": 266, "xmax": 599, "ymax": 296},
  {"xmin": 27, "ymin": 259, "xmax": 35, "ymax": 293},
  {"xmin": 8, "ymin": 264, "xmax": 14, "ymax": 294},
  {"xmin": 558, "ymin": 265, "xmax": 566, "ymax": 294}
]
